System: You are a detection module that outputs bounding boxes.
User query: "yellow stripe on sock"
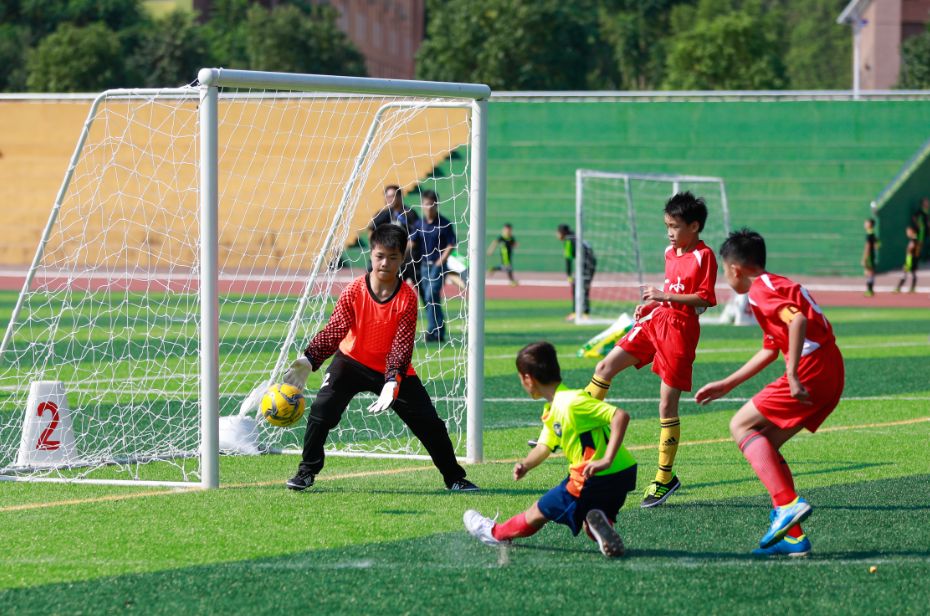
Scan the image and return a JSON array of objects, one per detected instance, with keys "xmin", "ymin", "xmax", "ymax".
[
  {"xmin": 585, "ymin": 376, "xmax": 611, "ymax": 401},
  {"xmin": 655, "ymin": 419, "xmax": 681, "ymax": 484}
]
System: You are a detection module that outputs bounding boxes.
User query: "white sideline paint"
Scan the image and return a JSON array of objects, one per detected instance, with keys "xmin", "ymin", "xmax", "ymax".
[{"xmin": 483, "ymin": 395, "xmax": 930, "ymax": 404}]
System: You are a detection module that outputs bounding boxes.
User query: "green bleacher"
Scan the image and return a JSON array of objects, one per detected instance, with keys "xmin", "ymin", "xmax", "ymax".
[{"xmin": 485, "ymin": 99, "xmax": 930, "ymax": 276}]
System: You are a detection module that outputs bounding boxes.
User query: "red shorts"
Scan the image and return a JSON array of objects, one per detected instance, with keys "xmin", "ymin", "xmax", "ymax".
[
  {"xmin": 617, "ymin": 309, "xmax": 700, "ymax": 392},
  {"xmin": 752, "ymin": 344, "xmax": 845, "ymax": 432}
]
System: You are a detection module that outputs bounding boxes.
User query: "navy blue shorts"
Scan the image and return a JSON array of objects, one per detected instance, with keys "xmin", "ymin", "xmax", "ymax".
[{"xmin": 536, "ymin": 465, "xmax": 637, "ymax": 535}]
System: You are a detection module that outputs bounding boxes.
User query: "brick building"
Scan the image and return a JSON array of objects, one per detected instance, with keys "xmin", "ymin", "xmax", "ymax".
[{"xmin": 838, "ymin": 0, "xmax": 930, "ymax": 89}]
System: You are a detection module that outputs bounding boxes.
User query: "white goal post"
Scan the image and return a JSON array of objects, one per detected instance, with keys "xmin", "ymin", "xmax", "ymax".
[
  {"xmin": 574, "ymin": 169, "xmax": 730, "ymax": 325},
  {"xmin": 0, "ymin": 69, "xmax": 489, "ymax": 488}
]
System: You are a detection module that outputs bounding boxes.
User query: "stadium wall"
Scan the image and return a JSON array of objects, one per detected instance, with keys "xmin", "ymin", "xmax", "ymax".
[
  {"xmin": 485, "ymin": 93, "xmax": 930, "ymax": 276},
  {"xmin": 871, "ymin": 136, "xmax": 930, "ymax": 272},
  {"xmin": 3, "ymin": 92, "xmax": 930, "ymax": 277}
]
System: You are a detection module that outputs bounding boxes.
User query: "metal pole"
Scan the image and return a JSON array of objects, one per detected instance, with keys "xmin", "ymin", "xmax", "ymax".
[
  {"xmin": 853, "ymin": 19, "xmax": 862, "ymax": 100},
  {"xmin": 719, "ymin": 181, "xmax": 732, "ymax": 234},
  {"xmin": 625, "ymin": 177, "xmax": 644, "ymax": 286},
  {"xmin": 199, "ymin": 83, "xmax": 219, "ymax": 489},
  {"xmin": 574, "ymin": 170, "xmax": 585, "ymax": 322},
  {"xmin": 466, "ymin": 99, "xmax": 488, "ymax": 464}
]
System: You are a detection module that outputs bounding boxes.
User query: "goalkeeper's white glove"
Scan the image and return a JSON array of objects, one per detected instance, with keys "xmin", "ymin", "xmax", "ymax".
[
  {"xmin": 282, "ymin": 356, "xmax": 314, "ymax": 392},
  {"xmin": 367, "ymin": 377, "xmax": 400, "ymax": 414}
]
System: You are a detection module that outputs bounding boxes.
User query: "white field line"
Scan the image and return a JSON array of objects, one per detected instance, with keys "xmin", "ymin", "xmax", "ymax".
[
  {"xmin": 486, "ymin": 340, "xmax": 928, "ymax": 361},
  {"xmin": 2, "ymin": 340, "xmax": 924, "ymax": 393},
  {"xmin": 485, "ymin": 395, "xmax": 930, "ymax": 404},
  {"xmin": 1, "ymin": 416, "xmax": 925, "ymax": 514},
  {"xmin": 0, "ymin": 465, "xmax": 437, "ymax": 513}
]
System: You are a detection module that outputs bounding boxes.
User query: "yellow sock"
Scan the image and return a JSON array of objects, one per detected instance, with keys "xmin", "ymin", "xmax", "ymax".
[
  {"xmin": 655, "ymin": 417, "xmax": 680, "ymax": 484},
  {"xmin": 585, "ymin": 375, "xmax": 611, "ymax": 401}
]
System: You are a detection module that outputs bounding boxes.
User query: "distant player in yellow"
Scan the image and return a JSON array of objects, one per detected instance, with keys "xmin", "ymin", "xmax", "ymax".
[
  {"xmin": 487, "ymin": 223, "xmax": 518, "ymax": 285},
  {"xmin": 463, "ymin": 341, "xmax": 636, "ymax": 558},
  {"xmin": 861, "ymin": 218, "xmax": 878, "ymax": 297},
  {"xmin": 894, "ymin": 225, "xmax": 919, "ymax": 293}
]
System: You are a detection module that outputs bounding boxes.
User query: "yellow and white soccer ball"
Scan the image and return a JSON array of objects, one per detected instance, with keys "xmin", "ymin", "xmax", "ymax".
[{"xmin": 259, "ymin": 383, "xmax": 306, "ymax": 427}]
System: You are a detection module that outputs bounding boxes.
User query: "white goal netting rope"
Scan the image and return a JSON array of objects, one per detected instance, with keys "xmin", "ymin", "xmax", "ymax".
[{"xmin": 0, "ymin": 86, "xmax": 475, "ymax": 483}]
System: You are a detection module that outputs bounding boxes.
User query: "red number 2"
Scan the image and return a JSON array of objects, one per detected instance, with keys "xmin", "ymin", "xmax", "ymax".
[{"xmin": 35, "ymin": 401, "xmax": 61, "ymax": 451}]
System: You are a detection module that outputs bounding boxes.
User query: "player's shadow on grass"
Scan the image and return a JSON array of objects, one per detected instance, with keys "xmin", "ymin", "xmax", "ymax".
[
  {"xmin": 625, "ymin": 548, "xmax": 756, "ymax": 560},
  {"xmin": 509, "ymin": 543, "xmax": 595, "ymax": 556},
  {"xmin": 683, "ymin": 461, "xmax": 891, "ymax": 492},
  {"xmin": 812, "ymin": 549, "xmax": 930, "ymax": 559},
  {"xmin": 306, "ymin": 486, "xmax": 547, "ymax": 497}
]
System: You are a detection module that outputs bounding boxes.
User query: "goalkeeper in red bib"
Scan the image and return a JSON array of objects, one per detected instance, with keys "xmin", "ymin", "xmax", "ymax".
[{"xmin": 283, "ymin": 224, "xmax": 478, "ymax": 492}]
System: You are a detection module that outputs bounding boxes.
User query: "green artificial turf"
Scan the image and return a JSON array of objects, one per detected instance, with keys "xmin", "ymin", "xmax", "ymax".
[{"xmin": 1, "ymin": 299, "xmax": 928, "ymax": 614}]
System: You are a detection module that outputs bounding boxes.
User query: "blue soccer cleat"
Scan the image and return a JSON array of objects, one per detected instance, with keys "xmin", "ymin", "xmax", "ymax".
[
  {"xmin": 752, "ymin": 535, "xmax": 812, "ymax": 558},
  {"xmin": 760, "ymin": 497, "xmax": 812, "ymax": 548}
]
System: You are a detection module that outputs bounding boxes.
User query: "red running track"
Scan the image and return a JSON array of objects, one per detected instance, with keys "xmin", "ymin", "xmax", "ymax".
[{"xmin": 0, "ymin": 268, "xmax": 926, "ymax": 308}]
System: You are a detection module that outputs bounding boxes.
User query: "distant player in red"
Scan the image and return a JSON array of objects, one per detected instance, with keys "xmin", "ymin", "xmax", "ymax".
[
  {"xmin": 696, "ymin": 228, "xmax": 844, "ymax": 557},
  {"xmin": 585, "ymin": 192, "xmax": 716, "ymax": 508},
  {"xmin": 282, "ymin": 224, "xmax": 478, "ymax": 492}
]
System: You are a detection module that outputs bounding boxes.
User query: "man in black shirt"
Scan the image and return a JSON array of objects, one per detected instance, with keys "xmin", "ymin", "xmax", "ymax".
[{"xmin": 368, "ymin": 185, "xmax": 419, "ymax": 283}]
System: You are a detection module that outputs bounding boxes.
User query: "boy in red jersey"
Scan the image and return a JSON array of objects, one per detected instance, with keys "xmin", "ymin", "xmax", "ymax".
[
  {"xmin": 282, "ymin": 224, "xmax": 477, "ymax": 492},
  {"xmin": 695, "ymin": 229, "xmax": 844, "ymax": 557},
  {"xmin": 584, "ymin": 192, "xmax": 717, "ymax": 508}
]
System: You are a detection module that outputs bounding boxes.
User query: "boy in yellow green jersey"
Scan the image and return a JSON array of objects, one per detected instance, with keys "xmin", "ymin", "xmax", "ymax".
[{"xmin": 463, "ymin": 342, "xmax": 637, "ymax": 558}]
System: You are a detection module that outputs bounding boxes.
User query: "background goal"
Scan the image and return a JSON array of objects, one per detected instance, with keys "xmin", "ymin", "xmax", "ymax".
[{"xmin": 574, "ymin": 169, "xmax": 730, "ymax": 325}]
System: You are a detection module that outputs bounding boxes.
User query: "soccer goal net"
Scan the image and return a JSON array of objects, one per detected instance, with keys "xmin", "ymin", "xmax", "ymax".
[
  {"xmin": 574, "ymin": 170, "xmax": 730, "ymax": 325},
  {"xmin": 0, "ymin": 69, "xmax": 488, "ymax": 488}
]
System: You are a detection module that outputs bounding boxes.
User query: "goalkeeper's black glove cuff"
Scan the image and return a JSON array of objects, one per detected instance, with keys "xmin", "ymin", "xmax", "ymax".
[{"xmin": 304, "ymin": 350, "xmax": 319, "ymax": 372}]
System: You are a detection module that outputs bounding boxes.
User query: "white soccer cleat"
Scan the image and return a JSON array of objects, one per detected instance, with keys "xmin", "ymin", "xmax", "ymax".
[{"xmin": 463, "ymin": 509, "xmax": 508, "ymax": 547}]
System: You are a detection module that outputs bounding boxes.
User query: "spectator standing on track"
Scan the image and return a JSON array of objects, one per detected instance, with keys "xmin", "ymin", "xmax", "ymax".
[
  {"xmin": 369, "ymin": 185, "xmax": 419, "ymax": 284},
  {"xmin": 409, "ymin": 190, "xmax": 457, "ymax": 342}
]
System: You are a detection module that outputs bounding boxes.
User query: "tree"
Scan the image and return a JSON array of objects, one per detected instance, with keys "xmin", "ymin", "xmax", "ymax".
[
  {"xmin": 663, "ymin": 1, "xmax": 785, "ymax": 90},
  {"xmin": 128, "ymin": 11, "xmax": 209, "ymax": 87},
  {"xmin": 899, "ymin": 27, "xmax": 930, "ymax": 88},
  {"xmin": 0, "ymin": 25, "xmax": 30, "ymax": 91},
  {"xmin": 243, "ymin": 4, "xmax": 366, "ymax": 75},
  {"xmin": 597, "ymin": 0, "xmax": 691, "ymax": 90},
  {"xmin": 202, "ymin": 0, "xmax": 251, "ymax": 69},
  {"xmin": 416, "ymin": 0, "xmax": 599, "ymax": 91},
  {"xmin": 26, "ymin": 22, "xmax": 124, "ymax": 92},
  {"xmin": 11, "ymin": 0, "xmax": 146, "ymax": 40},
  {"xmin": 783, "ymin": 0, "xmax": 850, "ymax": 89}
]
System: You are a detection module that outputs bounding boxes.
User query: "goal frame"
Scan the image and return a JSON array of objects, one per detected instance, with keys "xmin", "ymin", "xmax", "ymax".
[
  {"xmin": 574, "ymin": 169, "xmax": 730, "ymax": 325},
  {"xmin": 0, "ymin": 68, "xmax": 490, "ymax": 488}
]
